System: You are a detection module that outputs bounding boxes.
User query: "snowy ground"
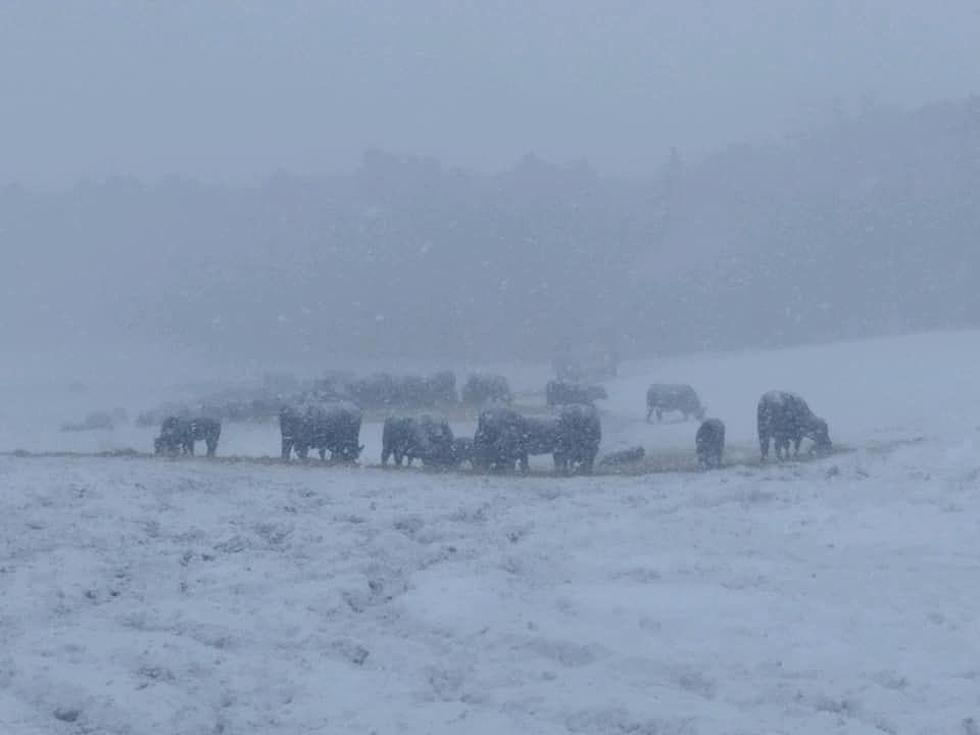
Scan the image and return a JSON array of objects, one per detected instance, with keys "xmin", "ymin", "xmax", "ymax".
[{"xmin": 2, "ymin": 331, "xmax": 980, "ymax": 733}]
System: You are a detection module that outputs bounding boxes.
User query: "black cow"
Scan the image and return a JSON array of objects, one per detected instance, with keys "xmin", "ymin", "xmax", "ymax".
[
  {"xmin": 554, "ymin": 404, "xmax": 601, "ymax": 474},
  {"xmin": 154, "ymin": 416, "xmax": 221, "ymax": 457},
  {"xmin": 646, "ymin": 384, "xmax": 706, "ymax": 423},
  {"xmin": 472, "ymin": 407, "xmax": 526, "ymax": 471},
  {"xmin": 757, "ymin": 391, "xmax": 831, "ymax": 461},
  {"xmin": 545, "ymin": 380, "xmax": 607, "ymax": 406},
  {"xmin": 695, "ymin": 418, "xmax": 725, "ymax": 469},
  {"xmin": 381, "ymin": 415, "xmax": 455, "ymax": 468},
  {"xmin": 308, "ymin": 402, "xmax": 363, "ymax": 463},
  {"xmin": 521, "ymin": 416, "xmax": 561, "ymax": 472},
  {"xmin": 462, "ymin": 374, "xmax": 512, "ymax": 406},
  {"xmin": 280, "ymin": 403, "xmax": 363, "ymax": 463}
]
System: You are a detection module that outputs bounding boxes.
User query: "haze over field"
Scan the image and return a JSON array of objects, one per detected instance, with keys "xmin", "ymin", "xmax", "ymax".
[{"xmin": 2, "ymin": 1, "xmax": 980, "ymax": 372}]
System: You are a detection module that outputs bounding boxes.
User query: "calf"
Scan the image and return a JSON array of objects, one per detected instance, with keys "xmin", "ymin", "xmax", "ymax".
[
  {"xmin": 597, "ymin": 446, "xmax": 645, "ymax": 468},
  {"xmin": 757, "ymin": 391, "xmax": 831, "ymax": 461},
  {"xmin": 695, "ymin": 418, "xmax": 725, "ymax": 469}
]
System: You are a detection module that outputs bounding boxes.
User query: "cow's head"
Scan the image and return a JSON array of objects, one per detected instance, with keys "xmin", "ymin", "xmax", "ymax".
[{"xmin": 808, "ymin": 417, "xmax": 832, "ymax": 453}]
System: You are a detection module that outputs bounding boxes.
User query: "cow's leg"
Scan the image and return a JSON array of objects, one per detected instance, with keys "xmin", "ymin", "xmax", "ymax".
[
  {"xmin": 759, "ymin": 435, "xmax": 769, "ymax": 461},
  {"xmin": 776, "ymin": 436, "xmax": 789, "ymax": 461},
  {"xmin": 646, "ymin": 406, "xmax": 653, "ymax": 423},
  {"xmin": 381, "ymin": 445, "xmax": 391, "ymax": 466},
  {"xmin": 206, "ymin": 439, "xmax": 217, "ymax": 458},
  {"xmin": 656, "ymin": 408, "xmax": 663, "ymax": 422},
  {"xmin": 318, "ymin": 447, "xmax": 326, "ymax": 461},
  {"xmin": 394, "ymin": 451, "xmax": 404, "ymax": 467},
  {"xmin": 519, "ymin": 452, "xmax": 529, "ymax": 474},
  {"xmin": 281, "ymin": 438, "xmax": 293, "ymax": 461}
]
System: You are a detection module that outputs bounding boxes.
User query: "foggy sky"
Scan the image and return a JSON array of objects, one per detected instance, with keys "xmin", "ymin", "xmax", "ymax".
[{"xmin": 3, "ymin": 0, "xmax": 980, "ymax": 184}]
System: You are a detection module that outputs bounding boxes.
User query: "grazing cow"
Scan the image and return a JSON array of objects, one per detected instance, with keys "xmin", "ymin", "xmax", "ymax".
[
  {"xmin": 597, "ymin": 446, "xmax": 645, "ymax": 468},
  {"xmin": 646, "ymin": 384, "xmax": 706, "ymax": 422},
  {"xmin": 554, "ymin": 404, "xmax": 601, "ymax": 474},
  {"xmin": 472, "ymin": 407, "xmax": 526, "ymax": 471},
  {"xmin": 695, "ymin": 418, "xmax": 725, "ymax": 469},
  {"xmin": 280, "ymin": 403, "xmax": 363, "ymax": 462},
  {"xmin": 520, "ymin": 416, "xmax": 561, "ymax": 472},
  {"xmin": 757, "ymin": 391, "xmax": 831, "ymax": 461},
  {"xmin": 381, "ymin": 415, "xmax": 455, "ymax": 468},
  {"xmin": 545, "ymin": 379, "xmax": 607, "ymax": 406},
  {"xmin": 279, "ymin": 406, "xmax": 308, "ymax": 460},
  {"xmin": 307, "ymin": 402, "xmax": 363, "ymax": 463},
  {"xmin": 462, "ymin": 374, "xmax": 512, "ymax": 406},
  {"xmin": 381, "ymin": 416, "xmax": 417, "ymax": 467},
  {"xmin": 154, "ymin": 416, "xmax": 221, "ymax": 457}
]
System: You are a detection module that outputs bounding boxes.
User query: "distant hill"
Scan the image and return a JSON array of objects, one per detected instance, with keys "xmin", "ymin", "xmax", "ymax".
[{"xmin": 3, "ymin": 96, "xmax": 980, "ymax": 363}]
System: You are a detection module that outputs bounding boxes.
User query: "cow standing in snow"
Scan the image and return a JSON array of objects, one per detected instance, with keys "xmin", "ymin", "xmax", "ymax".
[
  {"xmin": 520, "ymin": 416, "xmax": 561, "ymax": 472},
  {"xmin": 472, "ymin": 407, "xmax": 527, "ymax": 472},
  {"xmin": 646, "ymin": 384, "xmax": 706, "ymax": 423},
  {"xmin": 756, "ymin": 391, "xmax": 831, "ymax": 461},
  {"xmin": 695, "ymin": 418, "xmax": 725, "ymax": 469},
  {"xmin": 553, "ymin": 404, "xmax": 601, "ymax": 474},
  {"xmin": 280, "ymin": 402, "xmax": 363, "ymax": 463},
  {"xmin": 154, "ymin": 416, "xmax": 221, "ymax": 457},
  {"xmin": 381, "ymin": 415, "xmax": 455, "ymax": 468}
]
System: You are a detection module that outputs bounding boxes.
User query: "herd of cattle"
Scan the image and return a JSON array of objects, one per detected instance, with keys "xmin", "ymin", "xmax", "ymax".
[{"xmin": 153, "ymin": 370, "xmax": 833, "ymax": 473}]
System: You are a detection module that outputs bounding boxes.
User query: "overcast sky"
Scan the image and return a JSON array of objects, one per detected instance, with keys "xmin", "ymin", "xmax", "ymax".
[{"xmin": 2, "ymin": 0, "xmax": 980, "ymax": 184}]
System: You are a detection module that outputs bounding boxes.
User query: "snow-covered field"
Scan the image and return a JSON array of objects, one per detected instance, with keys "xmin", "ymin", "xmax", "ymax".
[{"xmin": 2, "ymin": 331, "xmax": 980, "ymax": 733}]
